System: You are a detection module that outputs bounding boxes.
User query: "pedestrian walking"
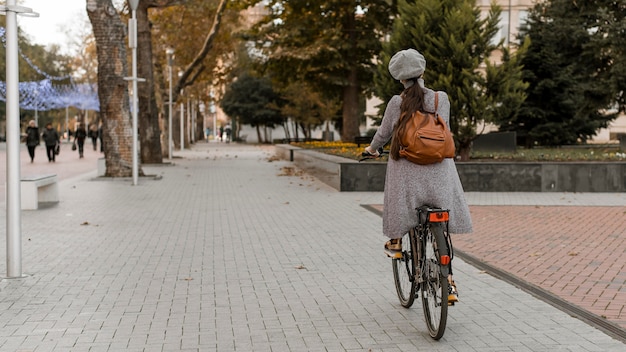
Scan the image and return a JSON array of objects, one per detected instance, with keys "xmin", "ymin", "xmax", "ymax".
[
  {"xmin": 89, "ymin": 124, "xmax": 98, "ymax": 151},
  {"xmin": 224, "ymin": 123, "xmax": 232, "ymax": 143},
  {"xmin": 74, "ymin": 123, "xmax": 88, "ymax": 158},
  {"xmin": 42, "ymin": 123, "xmax": 60, "ymax": 162},
  {"xmin": 25, "ymin": 120, "xmax": 40, "ymax": 163}
]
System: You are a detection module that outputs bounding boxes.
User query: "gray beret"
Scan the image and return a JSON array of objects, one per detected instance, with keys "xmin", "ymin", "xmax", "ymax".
[{"xmin": 388, "ymin": 49, "xmax": 426, "ymax": 81}]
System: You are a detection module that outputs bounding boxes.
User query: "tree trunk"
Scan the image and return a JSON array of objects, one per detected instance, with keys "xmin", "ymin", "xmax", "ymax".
[
  {"xmin": 341, "ymin": 68, "xmax": 360, "ymax": 141},
  {"xmin": 255, "ymin": 125, "xmax": 262, "ymax": 143},
  {"xmin": 457, "ymin": 140, "xmax": 471, "ymax": 162},
  {"xmin": 137, "ymin": 1, "xmax": 163, "ymax": 164},
  {"xmin": 195, "ymin": 103, "xmax": 205, "ymax": 142},
  {"xmin": 87, "ymin": 0, "xmax": 135, "ymax": 177}
]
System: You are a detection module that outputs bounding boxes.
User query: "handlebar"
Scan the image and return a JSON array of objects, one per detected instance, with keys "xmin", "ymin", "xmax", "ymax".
[{"xmin": 359, "ymin": 148, "xmax": 388, "ymax": 162}]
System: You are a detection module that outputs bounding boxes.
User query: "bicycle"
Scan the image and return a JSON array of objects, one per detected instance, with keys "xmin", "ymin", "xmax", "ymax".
[{"xmin": 361, "ymin": 149, "xmax": 455, "ymax": 340}]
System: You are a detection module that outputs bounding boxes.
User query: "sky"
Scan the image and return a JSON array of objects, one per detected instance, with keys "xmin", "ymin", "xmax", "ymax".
[{"xmin": 17, "ymin": 0, "xmax": 89, "ymax": 52}]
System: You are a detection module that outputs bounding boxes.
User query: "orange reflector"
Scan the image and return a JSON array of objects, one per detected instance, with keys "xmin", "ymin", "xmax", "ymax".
[
  {"xmin": 440, "ymin": 255, "xmax": 451, "ymax": 265},
  {"xmin": 428, "ymin": 212, "xmax": 449, "ymax": 222}
]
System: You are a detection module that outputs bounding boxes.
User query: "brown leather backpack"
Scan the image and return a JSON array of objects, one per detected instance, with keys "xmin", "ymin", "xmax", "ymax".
[{"xmin": 398, "ymin": 93, "xmax": 456, "ymax": 164}]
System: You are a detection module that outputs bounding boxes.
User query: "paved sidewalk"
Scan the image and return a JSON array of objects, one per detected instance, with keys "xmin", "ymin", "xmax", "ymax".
[
  {"xmin": 0, "ymin": 141, "xmax": 104, "ymax": 200},
  {"xmin": 0, "ymin": 142, "xmax": 624, "ymax": 351}
]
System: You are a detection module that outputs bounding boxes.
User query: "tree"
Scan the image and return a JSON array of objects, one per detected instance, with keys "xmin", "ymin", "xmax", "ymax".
[
  {"xmin": 221, "ymin": 73, "xmax": 283, "ymax": 143},
  {"xmin": 278, "ymin": 82, "xmax": 341, "ymax": 140},
  {"xmin": 135, "ymin": 0, "xmax": 164, "ymax": 164},
  {"xmin": 374, "ymin": 0, "xmax": 527, "ymax": 160},
  {"xmin": 514, "ymin": 0, "xmax": 622, "ymax": 146},
  {"xmin": 246, "ymin": 0, "xmax": 395, "ymax": 142},
  {"xmin": 87, "ymin": 0, "xmax": 136, "ymax": 177},
  {"xmin": 125, "ymin": 0, "xmax": 227, "ymax": 162},
  {"xmin": 149, "ymin": 0, "xmax": 233, "ymax": 150}
]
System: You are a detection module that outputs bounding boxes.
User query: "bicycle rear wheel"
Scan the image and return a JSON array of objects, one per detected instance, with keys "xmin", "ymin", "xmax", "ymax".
[
  {"xmin": 420, "ymin": 223, "xmax": 448, "ymax": 339},
  {"xmin": 392, "ymin": 230, "xmax": 417, "ymax": 307}
]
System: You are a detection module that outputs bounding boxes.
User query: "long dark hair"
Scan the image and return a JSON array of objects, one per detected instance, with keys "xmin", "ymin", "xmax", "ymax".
[{"xmin": 390, "ymin": 79, "xmax": 425, "ymax": 160}]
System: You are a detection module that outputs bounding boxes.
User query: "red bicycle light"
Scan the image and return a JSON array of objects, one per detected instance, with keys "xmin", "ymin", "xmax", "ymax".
[
  {"xmin": 440, "ymin": 255, "xmax": 450, "ymax": 265},
  {"xmin": 428, "ymin": 212, "xmax": 449, "ymax": 222}
]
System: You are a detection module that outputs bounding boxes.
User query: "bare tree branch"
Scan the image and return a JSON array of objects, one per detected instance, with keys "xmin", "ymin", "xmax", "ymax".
[{"xmin": 172, "ymin": 0, "xmax": 227, "ymax": 100}]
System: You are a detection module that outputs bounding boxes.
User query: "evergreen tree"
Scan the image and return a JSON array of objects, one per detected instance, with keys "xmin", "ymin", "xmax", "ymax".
[
  {"xmin": 245, "ymin": 0, "xmax": 395, "ymax": 141},
  {"xmin": 375, "ymin": 0, "xmax": 527, "ymax": 160},
  {"xmin": 514, "ymin": 0, "xmax": 622, "ymax": 147}
]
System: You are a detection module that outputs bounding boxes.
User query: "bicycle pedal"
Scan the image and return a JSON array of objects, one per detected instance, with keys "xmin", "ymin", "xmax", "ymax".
[{"xmin": 384, "ymin": 249, "xmax": 403, "ymax": 259}]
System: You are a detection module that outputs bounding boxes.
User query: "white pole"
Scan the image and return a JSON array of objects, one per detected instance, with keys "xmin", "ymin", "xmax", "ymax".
[
  {"xmin": 202, "ymin": 102, "xmax": 206, "ymax": 142},
  {"xmin": 130, "ymin": 10, "xmax": 139, "ymax": 186},
  {"xmin": 211, "ymin": 102, "xmax": 217, "ymax": 141},
  {"xmin": 180, "ymin": 102, "xmax": 184, "ymax": 151},
  {"xmin": 3, "ymin": 0, "xmax": 36, "ymax": 279},
  {"xmin": 187, "ymin": 98, "xmax": 191, "ymax": 144},
  {"xmin": 167, "ymin": 50, "xmax": 173, "ymax": 159},
  {"xmin": 65, "ymin": 106, "xmax": 69, "ymax": 140}
]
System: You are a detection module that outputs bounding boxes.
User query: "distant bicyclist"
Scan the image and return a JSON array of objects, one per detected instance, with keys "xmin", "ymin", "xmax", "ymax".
[{"xmin": 363, "ymin": 49, "xmax": 473, "ymax": 301}]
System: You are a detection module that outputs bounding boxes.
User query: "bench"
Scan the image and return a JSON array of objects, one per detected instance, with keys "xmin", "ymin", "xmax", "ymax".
[
  {"xmin": 20, "ymin": 174, "xmax": 59, "ymax": 210},
  {"xmin": 354, "ymin": 136, "xmax": 372, "ymax": 147}
]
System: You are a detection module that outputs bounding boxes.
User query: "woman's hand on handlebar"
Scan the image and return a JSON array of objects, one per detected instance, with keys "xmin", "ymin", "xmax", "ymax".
[{"xmin": 362, "ymin": 146, "xmax": 380, "ymax": 158}]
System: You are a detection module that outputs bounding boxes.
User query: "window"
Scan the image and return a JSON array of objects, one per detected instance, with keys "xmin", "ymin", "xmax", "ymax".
[{"xmin": 491, "ymin": 11, "xmax": 510, "ymax": 46}]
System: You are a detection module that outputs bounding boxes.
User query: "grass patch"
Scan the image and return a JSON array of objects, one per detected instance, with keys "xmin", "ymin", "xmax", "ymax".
[{"xmin": 290, "ymin": 141, "xmax": 626, "ymax": 162}]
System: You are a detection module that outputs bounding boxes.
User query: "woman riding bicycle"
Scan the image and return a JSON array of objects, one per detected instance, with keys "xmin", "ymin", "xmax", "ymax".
[{"xmin": 364, "ymin": 48, "xmax": 473, "ymax": 302}]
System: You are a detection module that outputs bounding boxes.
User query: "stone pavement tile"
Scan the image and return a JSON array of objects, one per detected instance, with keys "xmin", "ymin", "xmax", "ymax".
[
  {"xmin": 0, "ymin": 143, "xmax": 622, "ymax": 351},
  {"xmin": 0, "ymin": 142, "xmax": 103, "ymax": 201}
]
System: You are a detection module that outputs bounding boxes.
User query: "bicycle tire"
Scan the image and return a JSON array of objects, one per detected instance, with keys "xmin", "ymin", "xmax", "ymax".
[
  {"xmin": 420, "ymin": 222, "xmax": 449, "ymax": 340},
  {"xmin": 392, "ymin": 230, "xmax": 417, "ymax": 308}
]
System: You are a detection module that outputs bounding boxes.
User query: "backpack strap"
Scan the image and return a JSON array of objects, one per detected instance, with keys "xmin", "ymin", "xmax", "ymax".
[{"xmin": 434, "ymin": 92, "xmax": 439, "ymax": 112}]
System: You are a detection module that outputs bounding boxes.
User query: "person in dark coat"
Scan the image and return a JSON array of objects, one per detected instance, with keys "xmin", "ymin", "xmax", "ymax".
[
  {"xmin": 25, "ymin": 120, "xmax": 40, "ymax": 163},
  {"xmin": 42, "ymin": 123, "xmax": 60, "ymax": 162},
  {"xmin": 74, "ymin": 123, "xmax": 88, "ymax": 158},
  {"xmin": 89, "ymin": 124, "xmax": 98, "ymax": 151}
]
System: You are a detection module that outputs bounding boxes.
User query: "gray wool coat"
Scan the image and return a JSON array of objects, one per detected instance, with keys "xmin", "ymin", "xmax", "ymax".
[{"xmin": 369, "ymin": 88, "xmax": 473, "ymax": 238}]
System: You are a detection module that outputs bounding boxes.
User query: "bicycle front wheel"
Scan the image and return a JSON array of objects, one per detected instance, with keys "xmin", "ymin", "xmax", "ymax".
[
  {"xmin": 392, "ymin": 230, "xmax": 417, "ymax": 308},
  {"xmin": 420, "ymin": 223, "xmax": 448, "ymax": 339}
]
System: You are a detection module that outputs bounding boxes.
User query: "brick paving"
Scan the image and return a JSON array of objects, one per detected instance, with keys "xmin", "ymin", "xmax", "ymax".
[
  {"xmin": 456, "ymin": 206, "xmax": 626, "ymax": 330},
  {"xmin": 368, "ymin": 202, "xmax": 626, "ymax": 332},
  {"xmin": 0, "ymin": 142, "xmax": 624, "ymax": 351}
]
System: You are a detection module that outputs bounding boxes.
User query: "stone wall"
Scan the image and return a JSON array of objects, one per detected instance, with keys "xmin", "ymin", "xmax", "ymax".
[{"xmin": 275, "ymin": 145, "xmax": 626, "ymax": 192}]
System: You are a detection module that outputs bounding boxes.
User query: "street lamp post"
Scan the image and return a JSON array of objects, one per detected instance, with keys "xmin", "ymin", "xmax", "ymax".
[
  {"xmin": 180, "ymin": 101, "xmax": 185, "ymax": 151},
  {"xmin": 126, "ymin": 0, "xmax": 145, "ymax": 186},
  {"xmin": 1, "ymin": 0, "xmax": 38, "ymax": 278},
  {"xmin": 166, "ymin": 48, "xmax": 174, "ymax": 159},
  {"xmin": 179, "ymin": 72, "xmax": 184, "ymax": 151}
]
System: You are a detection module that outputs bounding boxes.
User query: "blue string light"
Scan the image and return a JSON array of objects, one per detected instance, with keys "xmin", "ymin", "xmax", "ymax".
[{"xmin": 0, "ymin": 26, "xmax": 99, "ymax": 111}]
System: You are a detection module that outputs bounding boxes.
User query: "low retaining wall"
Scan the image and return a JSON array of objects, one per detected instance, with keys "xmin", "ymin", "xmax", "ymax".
[
  {"xmin": 457, "ymin": 162, "xmax": 626, "ymax": 192},
  {"xmin": 275, "ymin": 145, "xmax": 626, "ymax": 192}
]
